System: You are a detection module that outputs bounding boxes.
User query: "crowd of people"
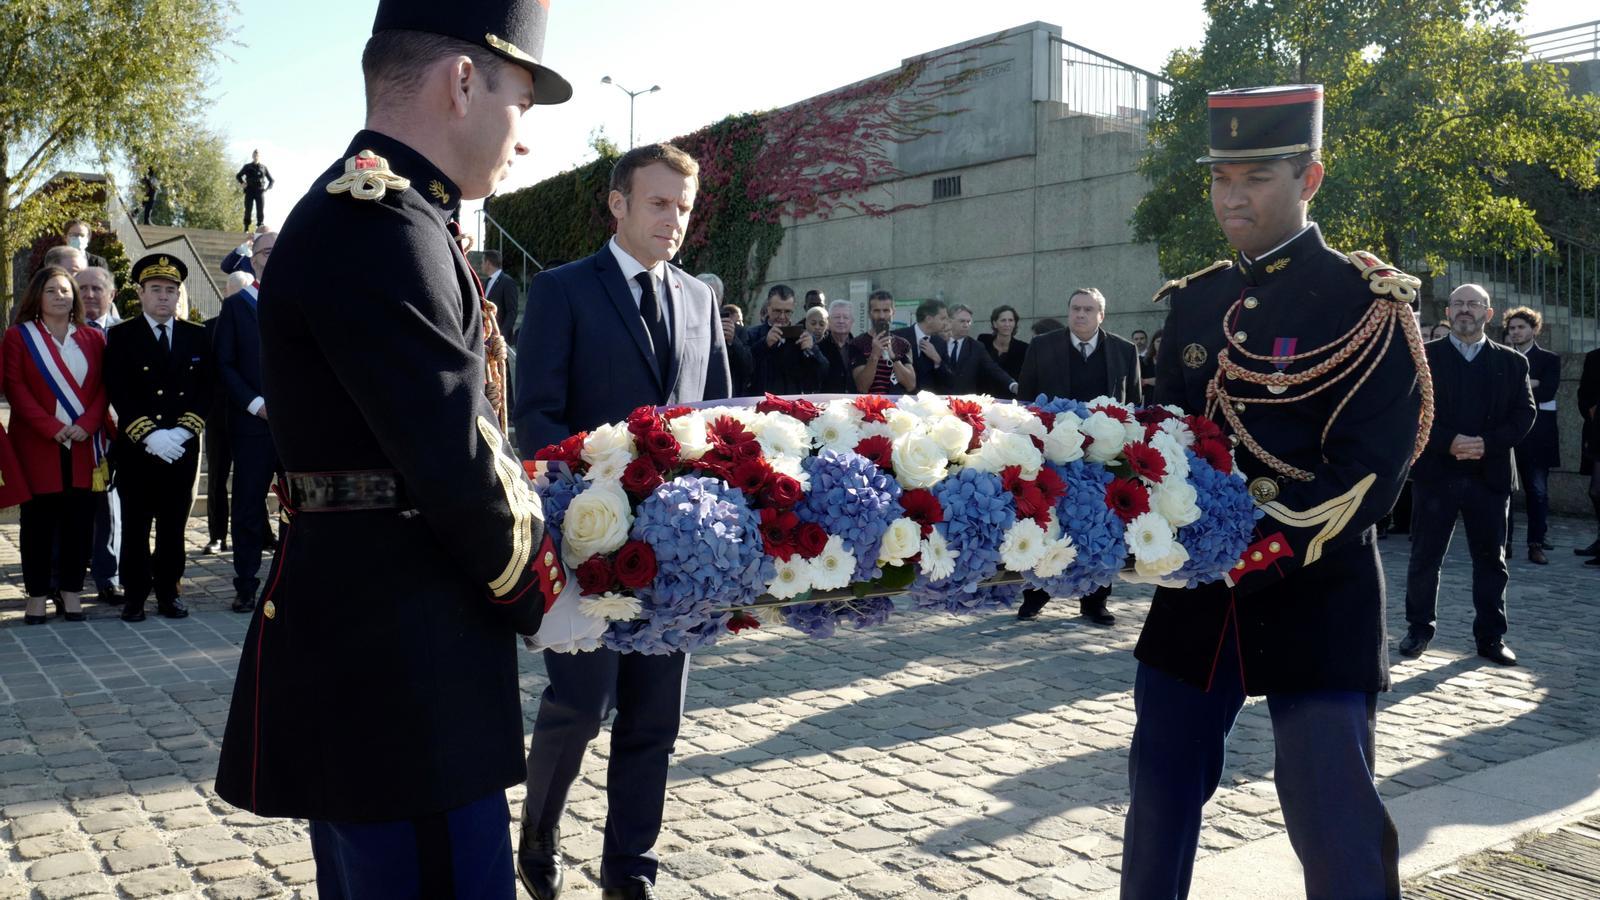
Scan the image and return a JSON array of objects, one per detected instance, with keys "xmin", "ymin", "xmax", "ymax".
[{"xmin": 1, "ymin": 222, "xmax": 279, "ymax": 626}]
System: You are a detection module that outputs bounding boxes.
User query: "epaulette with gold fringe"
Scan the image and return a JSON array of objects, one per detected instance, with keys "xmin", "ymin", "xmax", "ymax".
[
  {"xmin": 1347, "ymin": 250, "xmax": 1421, "ymax": 305},
  {"xmin": 1153, "ymin": 259, "xmax": 1233, "ymax": 303},
  {"xmin": 326, "ymin": 150, "xmax": 411, "ymax": 201}
]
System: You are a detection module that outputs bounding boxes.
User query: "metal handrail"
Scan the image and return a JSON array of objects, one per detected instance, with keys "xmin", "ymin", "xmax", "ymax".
[
  {"xmin": 476, "ymin": 208, "xmax": 545, "ymax": 279},
  {"xmin": 1048, "ymin": 35, "xmax": 1171, "ymax": 85},
  {"xmin": 1525, "ymin": 19, "xmax": 1600, "ymax": 62}
]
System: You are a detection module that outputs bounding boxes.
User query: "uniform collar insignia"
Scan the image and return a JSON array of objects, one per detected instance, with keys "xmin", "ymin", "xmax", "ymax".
[
  {"xmin": 1265, "ymin": 257, "xmax": 1290, "ymax": 273},
  {"xmin": 429, "ymin": 180, "xmax": 451, "ymax": 206}
]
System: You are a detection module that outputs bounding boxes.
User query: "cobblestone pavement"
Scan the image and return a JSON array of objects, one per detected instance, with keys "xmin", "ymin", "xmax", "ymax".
[{"xmin": 2, "ymin": 511, "xmax": 1597, "ymax": 899}]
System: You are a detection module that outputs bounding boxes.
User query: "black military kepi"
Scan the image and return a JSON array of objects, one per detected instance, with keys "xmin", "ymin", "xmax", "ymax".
[
  {"xmin": 371, "ymin": 0, "xmax": 573, "ymax": 104},
  {"xmin": 1196, "ymin": 84, "xmax": 1322, "ymax": 164},
  {"xmin": 130, "ymin": 253, "xmax": 188, "ymax": 285}
]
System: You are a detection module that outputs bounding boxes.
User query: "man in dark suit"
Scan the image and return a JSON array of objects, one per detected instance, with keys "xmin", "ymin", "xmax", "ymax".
[
  {"xmin": 750, "ymin": 284, "xmax": 827, "ymax": 394},
  {"xmin": 1501, "ymin": 307, "xmax": 1561, "ymax": 564},
  {"xmin": 214, "ymin": 7, "xmax": 567, "ymax": 894},
  {"xmin": 894, "ymin": 299, "xmax": 952, "ymax": 394},
  {"xmin": 214, "ymin": 231, "xmax": 279, "ymax": 613},
  {"xmin": 105, "ymin": 254, "xmax": 212, "ymax": 623},
  {"xmin": 943, "ymin": 303, "xmax": 1016, "ymax": 396},
  {"xmin": 236, "ymin": 150, "xmax": 275, "ymax": 231},
  {"xmin": 1580, "ymin": 348, "xmax": 1600, "ymax": 563},
  {"xmin": 201, "ymin": 313, "xmax": 232, "ymax": 556},
  {"xmin": 1016, "ymin": 287, "xmax": 1141, "ymax": 624},
  {"xmin": 480, "ymin": 249, "xmax": 521, "ymax": 339},
  {"xmin": 1401, "ymin": 284, "xmax": 1535, "ymax": 666},
  {"xmin": 514, "ymin": 142, "xmax": 731, "ymax": 900}
]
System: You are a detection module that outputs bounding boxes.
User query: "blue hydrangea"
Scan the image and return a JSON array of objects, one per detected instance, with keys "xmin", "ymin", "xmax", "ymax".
[
  {"xmin": 782, "ymin": 596, "xmax": 897, "ymax": 637},
  {"xmin": 907, "ymin": 468, "xmax": 1017, "ymax": 614},
  {"xmin": 534, "ymin": 470, "xmax": 587, "ymax": 561},
  {"xmin": 1023, "ymin": 460, "xmax": 1126, "ymax": 600},
  {"xmin": 604, "ymin": 477, "xmax": 775, "ymax": 655},
  {"xmin": 794, "ymin": 449, "xmax": 902, "ymax": 582},
  {"xmin": 1170, "ymin": 450, "xmax": 1263, "ymax": 588},
  {"xmin": 1029, "ymin": 394, "xmax": 1092, "ymax": 418}
]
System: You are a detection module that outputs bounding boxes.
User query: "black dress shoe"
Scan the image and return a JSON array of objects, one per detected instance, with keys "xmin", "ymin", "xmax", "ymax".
[
  {"xmin": 1016, "ymin": 591, "xmax": 1049, "ymax": 621},
  {"xmin": 1478, "ymin": 641, "xmax": 1518, "ymax": 666},
  {"xmin": 1397, "ymin": 629, "xmax": 1431, "ymax": 658},
  {"xmin": 97, "ymin": 585, "xmax": 125, "ymax": 606},
  {"xmin": 1528, "ymin": 546, "xmax": 1548, "ymax": 565},
  {"xmin": 157, "ymin": 599, "xmax": 189, "ymax": 619},
  {"xmin": 24, "ymin": 613, "xmax": 49, "ymax": 625},
  {"xmin": 205, "ymin": 538, "xmax": 225, "ymax": 554},
  {"xmin": 1079, "ymin": 601, "xmax": 1115, "ymax": 626},
  {"xmin": 516, "ymin": 826, "xmax": 563, "ymax": 900},
  {"xmin": 1575, "ymin": 540, "xmax": 1600, "ymax": 557},
  {"xmin": 120, "ymin": 605, "xmax": 147, "ymax": 623},
  {"xmin": 1587, "ymin": 556, "xmax": 1600, "ymax": 567},
  {"xmin": 232, "ymin": 594, "xmax": 256, "ymax": 614},
  {"xmin": 600, "ymin": 877, "xmax": 657, "ymax": 900}
]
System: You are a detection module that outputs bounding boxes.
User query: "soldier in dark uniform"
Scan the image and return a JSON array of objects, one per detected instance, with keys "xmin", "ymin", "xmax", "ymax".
[
  {"xmin": 213, "ymin": 1, "xmax": 572, "ymax": 895},
  {"xmin": 105, "ymin": 254, "xmax": 212, "ymax": 623},
  {"xmin": 1121, "ymin": 86, "xmax": 1431, "ymax": 900}
]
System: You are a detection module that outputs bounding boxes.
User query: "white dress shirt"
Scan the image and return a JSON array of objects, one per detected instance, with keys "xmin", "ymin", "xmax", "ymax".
[
  {"xmin": 47, "ymin": 324, "xmax": 89, "ymax": 427},
  {"xmin": 608, "ymin": 237, "xmax": 671, "ymax": 341},
  {"xmin": 144, "ymin": 312, "xmax": 175, "ymax": 341},
  {"xmin": 1072, "ymin": 332, "xmax": 1101, "ymax": 358},
  {"xmin": 1448, "ymin": 331, "xmax": 1486, "ymax": 362}
]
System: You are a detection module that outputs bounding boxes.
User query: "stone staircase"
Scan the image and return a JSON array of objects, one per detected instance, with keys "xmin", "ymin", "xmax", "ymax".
[{"xmin": 134, "ymin": 225, "xmax": 245, "ymax": 302}]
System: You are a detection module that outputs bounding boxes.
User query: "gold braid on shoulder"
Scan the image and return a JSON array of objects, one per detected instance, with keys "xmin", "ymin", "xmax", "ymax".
[{"xmin": 1204, "ymin": 251, "xmax": 1434, "ymax": 483}]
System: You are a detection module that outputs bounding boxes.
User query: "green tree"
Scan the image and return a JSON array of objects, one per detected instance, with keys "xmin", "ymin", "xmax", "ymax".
[
  {"xmin": 132, "ymin": 128, "xmax": 240, "ymax": 230},
  {"xmin": 0, "ymin": 0, "xmax": 233, "ymax": 314},
  {"xmin": 1134, "ymin": 0, "xmax": 1600, "ymax": 279}
]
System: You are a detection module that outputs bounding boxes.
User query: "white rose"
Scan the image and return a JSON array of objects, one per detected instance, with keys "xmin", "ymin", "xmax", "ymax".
[
  {"xmin": 581, "ymin": 422, "xmax": 635, "ymax": 469},
  {"xmin": 767, "ymin": 556, "xmax": 813, "ymax": 600},
  {"xmin": 878, "ymin": 517, "xmax": 922, "ymax": 566},
  {"xmin": 902, "ymin": 392, "xmax": 952, "ymax": 420},
  {"xmin": 999, "ymin": 519, "xmax": 1050, "ymax": 572},
  {"xmin": 985, "ymin": 403, "xmax": 1046, "ymax": 439},
  {"xmin": 1033, "ymin": 537, "xmax": 1079, "ymax": 578},
  {"xmin": 884, "ymin": 408, "xmax": 921, "ymax": 438},
  {"xmin": 1133, "ymin": 544, "xmax": 1190, "ymax": 578},
  {"xmin": 1149, "ymin": 430, "xmax": 1191, "ymax": 480},
  {"xmin": 892, "ymin": 431, "xmax": 950, "ymax": 489},
  {"xmin": 769, "ymin": 454, "xmax": 811, "ymax": 491},
  {"xmin": 1124, "ymin": 511, "xmax": 1176, "ymax": 564},
  {"xmin": 968, "ymin": 429, "xmax": 1042, "ymax": 477},
  {"xmin": 810, "ymin": 535, "xmax": 856, "ymax": 591},
  {"xmin": 1043, "ymin": 414, "xmax": 1086, "ymax": 464},
  {"xmin": 928, "ymin": 415, "xmax": 975, "ymax": 458},
  {"xmin": 809, "ymin": 407, "xmax": 861, "ymax": 453},
  {"xmin": 560, "ymin": 483, "xmax": 633, "ymax": 566},
  {"xmin": 918, "ymin": 529, "xmax": 958, "ymax": 582},
  {"xmin": 1123, "ymin": 420, "xmax": 1147, "ymax": 446},
  {"xmin": 583, "ymin": 455, "xmax": 628, "ymax": 485},
  {"xmin": 1082, "ymin": 412, "xmax": 1127, "ymax": 463},
  {"xmin": 577, "ymin": 592, "xmax": 643, "ymax": 622},
  {"xmin": 1153, "ymin": 480, "xmax": 1203, "ymax": 528},
  {"xmin": 668, "ymin": 413, "xmax": 711, "ymax": 460}
]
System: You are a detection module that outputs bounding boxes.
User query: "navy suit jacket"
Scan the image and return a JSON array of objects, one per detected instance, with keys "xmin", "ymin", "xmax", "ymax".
[
  {"xmin": 1518, "ymin": 343, "xmax": 1560, "ymax": 469},
  {"xmin": 893, "ymin": 325, "xmax": 948, "ymax": 394},
  {"xmin": 213, "ymin": 289, "xmax": 270, "ymax": 436},
  {"xmin": 513, "ymin": 245, "xmax": 731, "ymax": 458}
]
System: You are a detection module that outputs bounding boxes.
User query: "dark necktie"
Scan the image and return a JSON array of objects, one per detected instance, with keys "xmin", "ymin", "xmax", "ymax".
[
  {"xmin": 157, "ymin": 322, "xmax": 170, "ymax": 354},
  {"xmin": 1079, "ymin": 340, "xmax": 1091, "ymax": 360},
  {"xmin": 950, "ymin": 339, "xmax": 961, "ymax": 366},
  {"xmin": 633, "ymin": 271, "xmax": 670, "ymax": 384}
]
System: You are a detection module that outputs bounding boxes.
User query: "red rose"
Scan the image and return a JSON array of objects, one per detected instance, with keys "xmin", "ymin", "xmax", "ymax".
[
  {"xmin": 756, "ymin": 393, "xmax": 796, "ymax": 417},
  {"xmin": 760, "ymin": 508, "xmax": 799, "ymax": 560},
  {"xmin": 614, "ymin": 540, "xmax": 658, "ymax": 590},
  {"xmin": 853, "ymin": 395, "xmax": 896, "ymax": 423},
  {"xmin": 626, "ymin": 405, "xmax": 661, "ymax": 437},
  {"xmin": 621, "ymin": 457, "xmax": 664, "ymax": 498},
  {"xmin": 1135, "ymin": 406, "xmax": 1176, "ymax": 426},
  {"xmin": 854, "ymin": 435, "xmax": 894, "ymax": 469},
  {"xmin": 661, "ymin": 406, "xmax": 694, "ymax": 421},
  {"xmin": 534, "ymin": 431, "xmax": 587, "ymax": 467},
  {"xmin": 731, "ymin": 439, "xmax": 763, "ymax": 462},
  {"xmin": 691, "ymin": 453, "xmax": 733, "ymax": 481},
  {"xmin": 1185, "ymin": 414, "xmax": 1225, "ymax": 444},
  {"xmin": 728, "ymin": 612, "xmax": 762, "ymax": 633},
  {"xmin": 1195, "ymin": 437, "xmax": 1234, "ymax": 475},
  {"xmin": 786, "ymin": 397, "xmax": 823, "ymax": 423},
  {"xmin": 1122, "ymin": 441, "xmax": 1168, "ymax": 482},
  {"xmin": 575, "ymin": 555, "xmax": 616, "ymax": 596},
  {"xmin": 1105, "ymin": 477, "xmax": 1151, "ymax": 523},
  {"xmin": 640, "ymin": 429, "xmax": 681, "ymax": 467},
  {"xmin": 729, "ymin": 458, "xmax": 772, "ymax": 496},
  {"xmin": 795, "ymin": 522, "xmax": 828, "ymax": 559},
  {"xmin": 900, "ymin": 489, "xmax": 944, "ymax": 537},
  {"xmin": 763, "ymin": 474, "xmax": 804, "ymax": 509}
]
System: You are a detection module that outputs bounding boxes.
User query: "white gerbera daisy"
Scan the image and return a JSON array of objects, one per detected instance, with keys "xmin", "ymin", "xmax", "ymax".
[
  {"xmin": 999, "ymin": 519, "xmax": 1050, "ymax": 572},
  {"xmin": 767, "ymin": 556, "xmax": 813, "ymax": 600},
  {"xmin": 918, "ymin": 529, "xmax": 958, "ymax": 582},
  {"xmin": 577, "ymin": 592, "xmax": 642, "ymax": 622},
  {"xmin": 1033, "ymin": 537, "xmax": 1079, "ymax": 578},
  {"xmin": 810, "ymin": 535, "xmax": 856, "ymax": 591}
]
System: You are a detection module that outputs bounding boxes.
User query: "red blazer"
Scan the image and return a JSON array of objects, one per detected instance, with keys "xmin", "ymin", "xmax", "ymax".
[{"xmin": 3, "ymin": 322, "xmax": 109, "ymax": 494}]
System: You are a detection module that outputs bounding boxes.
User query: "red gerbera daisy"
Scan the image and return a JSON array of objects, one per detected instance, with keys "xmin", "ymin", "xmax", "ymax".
[
  {"xmin": 853, "ymin": 395, "xmax": 896, "ymax": 423},
  {"xmin": 707, "ymin": 416, "xmax": 756, "ymax": 452},
  {"xmin": 854, "ymin": 435, "xmax": 894, "ymax": 469},
  {"xmin": 1030, "ymin": 408, "xmax": 1057, "ymax": 432},
  {"xmin": 728, "ymin": 458, "xmax": 772, "ymax": 496},
  {"xmin": 1034, "ymin": 466, "xmax": 1067, "ymax": 506},
  {"xmin": 1091, "ymin": 403, "xmax": 1131, "ymax": 423},
  {"xmin": 1122, "ymin": 441, "xmax": 1168, "ymax": 482},
  {"xmin": 759, "ymin": 508, "xmax": 800, "ymax": 560},
  {"xmin": 728, "ymin": 612, "xmax": 762, "ymax": 633},
  {"xmin": 1105, "ymin": 477, "xmax": 1151, "ymax": 523},
  {"xmin": 1185, "ymin": 414, "xmax": 1224, "ymax": 444},
  {"xmin": 1194, "ymin": 437, "xmax": 1234, "ymax": 475},
  {"xmin": 900, "ymin": 489, "xmax": 944, "ymax": 536},
  {"xmin": 948, "ymin": 397, "xmax": 987, "ymax": 449}
]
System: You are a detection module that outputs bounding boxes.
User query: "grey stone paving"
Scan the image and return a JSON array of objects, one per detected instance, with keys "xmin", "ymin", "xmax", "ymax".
[{"xmin": 1, "ymin": 511, "xmax": 1598, "ymax": 898}]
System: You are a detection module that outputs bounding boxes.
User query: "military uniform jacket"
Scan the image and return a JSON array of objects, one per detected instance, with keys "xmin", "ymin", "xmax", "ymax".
[
  {"xmin": 104, "ymin": 316, "xmax": 211, "ymax": 453},
  {"xmin": 215, "ymin": 131, "xmax": 556, "ymax": 823},
  {"xmin": 1138, "ymin": 225, "xmax": 1424, "ymax": 695}
]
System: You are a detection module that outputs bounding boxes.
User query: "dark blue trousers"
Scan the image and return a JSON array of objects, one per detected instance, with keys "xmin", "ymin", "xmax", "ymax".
[
  {"xmin": 309, "ymin": 790, "xmax": 513, "ymax": 900},
  {"xmin": 523, "ymin": 648, "xmax": 688, "ymax": 887},
  {"xmin": 228, "ymin": 430, "xmax": 278, "ymax": 599},
  {"xmin": 1405, "ymin": 475, "xmax": 1510, "ymax": 645},
  {"xmin": 1121, "ymin": 631, "xmax": 1399, "ymax": 900},
  {"xmin": 1508, "ymin": 459, "xmax": 1549, "ymax": 549},
  {"xmin": 90, "ymin": 487, "xmax": 118, "ymax": 590}
]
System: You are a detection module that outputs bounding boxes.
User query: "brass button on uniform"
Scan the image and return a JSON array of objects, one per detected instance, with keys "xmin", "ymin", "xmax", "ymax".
[
  {"xmin": 263, "ymin": 600, "xmax": 277, "ymax": 619},
  {"xmin": 1248, "ymin": 476, "xmax": 1280, "ymax": 503},
  {"xmin": 543, "ymin": 551, "xmax": 554, "ymax": 566},
  {"xmin": 1268, "ymin": 541, "xmax": 1282, "ymax": 553},
  {"xmin": 1243, "ymin": 297, "xmax": 1259, "ymax": 309},
  {"xmin": 156, "ymin": 390, "xmax": 164, "ymax": 396},
  {"xmin": 1250, "ymin": 551, "xmax": 1264, "ymax": 562},
  {"xmin": 548, "ymin": 566, "xmax": 560, "ymax": 581},
  {"xmin": 551, "ymin": 580, "xmax": 564, "ymax": 594},
  {"xmin": 1233, "ymin": 401, "xmax": 1246, "ymax": 413},
  {"xmin": 1233, "ymin": 330, "xmax": 1248, "ymax": 344}
]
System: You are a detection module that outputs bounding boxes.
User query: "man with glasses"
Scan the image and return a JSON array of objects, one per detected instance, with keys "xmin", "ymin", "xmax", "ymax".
[{"xmin": 1400, "ymin": 284, "xmax": 1534, "ymax": 665}]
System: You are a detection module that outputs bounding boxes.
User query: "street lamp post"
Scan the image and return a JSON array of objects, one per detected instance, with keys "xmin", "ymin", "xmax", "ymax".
[{"xmin": 600, "ymin": 75, "xmax": 660, "ymax": 150}]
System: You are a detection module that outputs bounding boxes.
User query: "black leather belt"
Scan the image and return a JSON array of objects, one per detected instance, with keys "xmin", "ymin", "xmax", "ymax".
[{"xmin": 284, "ymin": 470, "xmax": 408, "ymax": 513}]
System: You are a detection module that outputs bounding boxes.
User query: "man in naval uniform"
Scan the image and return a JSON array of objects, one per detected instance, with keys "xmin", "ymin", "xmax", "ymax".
[
  {"xmin": 1121, "ymin": 85, "xmax": 1431, "ymax": 900},
  {"xmin": 214, "ymin": 2, "xmax": 573, "ymax": 896}
]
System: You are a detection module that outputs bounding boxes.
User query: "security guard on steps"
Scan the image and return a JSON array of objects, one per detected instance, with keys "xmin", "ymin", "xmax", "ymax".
[
  {"xmin": 1120, "ymin": 85, "xmax": 1432, "ymax": 900},
  {"xmin": 214, "ymin": 1, "xmax": 573, "ymax": 896}
]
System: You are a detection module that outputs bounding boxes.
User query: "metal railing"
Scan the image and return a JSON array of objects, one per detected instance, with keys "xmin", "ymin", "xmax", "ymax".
[
  {"xmin": 475, "ymin": 208, "xmax": 545, "ymax": 284},
  {"xmin": 1052, "ymin": 36, "xmax": 1171, "ymax": 146},
  {"xmin": 1525, "ymin": 19, "xmax": 1600, "ymax": 62},
  {"xmin": 1428, "ymin": 234, "xmax": 1600, "ymax": 353}
]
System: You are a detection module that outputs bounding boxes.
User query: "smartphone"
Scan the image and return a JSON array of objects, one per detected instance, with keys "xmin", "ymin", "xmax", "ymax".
[
  {"xmin": 780, "ymin": 325, "xmax": 807, "ymax": 342},
  {"xmin": 871, "ymin": 319, "xmax": 890, "ymax": 336}
]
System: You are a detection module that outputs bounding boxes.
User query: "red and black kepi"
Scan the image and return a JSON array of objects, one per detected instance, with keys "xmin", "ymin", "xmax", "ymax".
[
  {"xmin": 372, "ymin": 0, "xmax": 573, "ymax": 105},
  {"xmin": 1196, "ymin": 84, "xmax": 1322, "ymax": 165}
]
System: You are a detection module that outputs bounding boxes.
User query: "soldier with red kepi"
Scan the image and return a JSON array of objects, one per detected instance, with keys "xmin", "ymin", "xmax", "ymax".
[
  {"xmin": 214, "ymin": 0, "xmax": 573, "ymax": 895},
  {"xmin": 1121, "ymin": 84, "xmax": 1432, "ymax": 900}
]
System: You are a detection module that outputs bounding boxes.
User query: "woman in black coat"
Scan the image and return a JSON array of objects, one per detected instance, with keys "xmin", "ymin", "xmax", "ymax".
[{"xmin": 977, "ymin": 305, "xmax": 1028, "ymax": 396}]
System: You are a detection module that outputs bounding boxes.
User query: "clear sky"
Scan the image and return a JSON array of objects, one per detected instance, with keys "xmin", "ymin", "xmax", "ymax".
[{"xmin": 205, "ymin": 0, "xmax": 1587, "ymax": 234}]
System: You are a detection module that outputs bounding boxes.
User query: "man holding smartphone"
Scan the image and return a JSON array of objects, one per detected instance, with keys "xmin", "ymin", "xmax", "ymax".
[
  {"xmin": 850, "ymin": 289, "xmax": 916, "ymax": 394},
  {"xmin": 750, "ymin": 283, "xmax": 829, "ymax": 394}
]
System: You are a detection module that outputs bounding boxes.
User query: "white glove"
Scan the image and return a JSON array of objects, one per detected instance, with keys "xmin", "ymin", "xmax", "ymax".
[
  {"xmin": 143, "ymin": 431, "xmax": 184, "ymax": 463},
  {"xmin": 163, "ymin": 427, "xmax": 195, "ymax": 447}
]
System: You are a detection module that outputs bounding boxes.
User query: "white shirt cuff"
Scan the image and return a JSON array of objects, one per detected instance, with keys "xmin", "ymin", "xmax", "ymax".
[{"xmin": 247, "ymin": 397, "xmax": 266, "ymax": 416}]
